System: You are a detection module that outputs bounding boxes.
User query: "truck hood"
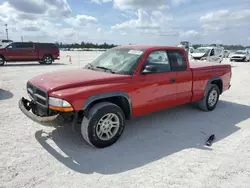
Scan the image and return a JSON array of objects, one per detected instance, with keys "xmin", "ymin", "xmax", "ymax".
[
  {"xmin": 231, "ymin": 54, "xmax": 246, "ymax": 57},
  {"xmin": 28, "ymin": 68, "xmax": 131, "ymax": 92},
  {"xmin": 191, "ymin": 52, "xmax": 206, "ymax": 57}
]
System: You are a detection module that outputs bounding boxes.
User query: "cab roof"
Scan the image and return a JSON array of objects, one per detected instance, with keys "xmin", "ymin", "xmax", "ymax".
[{"xmin": 114, "ymin": 45, "xmax": 184, "ymax": 51}]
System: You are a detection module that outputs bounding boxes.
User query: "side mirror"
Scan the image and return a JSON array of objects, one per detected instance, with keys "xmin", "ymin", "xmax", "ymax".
[{"xmin": 142, "ymin": 65, "xmax": 158, "ymax": 74}]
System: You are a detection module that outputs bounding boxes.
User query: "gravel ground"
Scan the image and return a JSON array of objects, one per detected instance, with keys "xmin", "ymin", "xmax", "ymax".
[{"xmin": 1, "ymin": 51, "xmax": 250, "ymax": 188}]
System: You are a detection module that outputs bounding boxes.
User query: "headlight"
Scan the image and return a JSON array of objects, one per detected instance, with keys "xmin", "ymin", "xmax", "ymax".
[
  {"xmin": 49, "ymin": 97, "xmax": 73, "ymax": 112},
  {"xmin": 49, "ymin": 97, "xmax": 72, "ymax": 107}
]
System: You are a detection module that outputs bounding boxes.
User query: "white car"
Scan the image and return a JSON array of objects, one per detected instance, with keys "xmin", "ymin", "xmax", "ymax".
[
  {"xmin": 191, "ymin": 46, "xmax": 224, "ymax": 63},
  {"xmin": 230, "ymin": 50, "xmax": 250, "ymax": 62}
]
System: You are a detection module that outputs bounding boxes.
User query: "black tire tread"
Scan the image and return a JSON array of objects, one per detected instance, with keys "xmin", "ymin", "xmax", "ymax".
[
  {"xmin": 0, "ymin": 56, "xmax": 5, "ymax": 66},
  {"xmin": 81, "ymin": 102, "xmax": 125, "ymax": 148},
  {"xmin": 198, "ymin": 84, "xmax": 220, "ymax": 111}
]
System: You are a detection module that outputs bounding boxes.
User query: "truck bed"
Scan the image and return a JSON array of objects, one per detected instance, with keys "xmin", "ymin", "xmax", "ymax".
[
  {"xmin": 188, "ymin": 60, "xmax": 231, "ymax": 103},
  {"xmin": 189, "ymin": 60, "xmax": 231, "ymax": 70}
]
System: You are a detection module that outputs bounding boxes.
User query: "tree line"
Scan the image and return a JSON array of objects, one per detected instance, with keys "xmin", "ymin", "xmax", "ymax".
[
  {"xmin": 55, "ymin": 41, "xmax": 249, "ymax": 51},
  {"xmin": 55, "ymin": 42, "xmax": 117, "ymax": 49}
]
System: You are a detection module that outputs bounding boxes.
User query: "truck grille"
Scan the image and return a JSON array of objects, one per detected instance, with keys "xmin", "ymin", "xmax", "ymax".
[
  {"xmin": 27, "ymin": 82, "xmax": 48, "ymax": 108},
  {"xmin": 193, "ymin": 56, "xmax": 203, "ymax": 60}
]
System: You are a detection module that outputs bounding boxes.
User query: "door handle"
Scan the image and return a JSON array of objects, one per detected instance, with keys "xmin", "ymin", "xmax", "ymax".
[{"xmin": 170, "ymin": 78, "xmax": 176, "ymax": 83}]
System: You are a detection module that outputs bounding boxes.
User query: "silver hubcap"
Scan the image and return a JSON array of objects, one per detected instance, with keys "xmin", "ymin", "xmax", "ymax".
[
  {"xmin": 45, "ymin": 57, "xmax": 52, "ymax": 63},
  {"xmin": 208, "ymin": 89, "xmax": 218, "ymax": 107},
  {"xmin": 96, "ymin": 113, "xmax": 120, "ymax": 141}
]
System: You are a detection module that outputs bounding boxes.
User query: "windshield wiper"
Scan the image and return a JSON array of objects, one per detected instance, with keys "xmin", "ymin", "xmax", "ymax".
[{"xmin": 96, "ymin": 66, "xmax": 115, "ymax": 73}]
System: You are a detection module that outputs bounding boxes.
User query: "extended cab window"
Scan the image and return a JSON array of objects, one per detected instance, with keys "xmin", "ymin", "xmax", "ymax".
[
  {"xmin": 144, "ymin": 50, "xmax": 171, "ymax": 73},
  {"xmin": 39, "ymin": 44, "xmax": 56, "ymax": 49},
  {"xmin": 167, "ymin": 50, "xmax": 187, "ymax": 71}
]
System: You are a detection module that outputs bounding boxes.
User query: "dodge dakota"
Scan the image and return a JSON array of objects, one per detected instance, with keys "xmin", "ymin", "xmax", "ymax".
[{"xmin": 19, "ymin": 45, "xmax": 232, "ymax": 148}]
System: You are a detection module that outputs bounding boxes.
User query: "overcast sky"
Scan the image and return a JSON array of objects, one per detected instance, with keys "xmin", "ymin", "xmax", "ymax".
[{"xmin": 0, "ymin": 0, "xmax": 249, "ymax": 45}]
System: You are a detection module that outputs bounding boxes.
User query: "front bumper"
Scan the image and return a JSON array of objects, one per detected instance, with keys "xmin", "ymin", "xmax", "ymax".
[
  {"xmin": 230, "ymin": 57, "xmax": 245, "ymax": 61},
  {"xmin": 19, "ymin": 97, "xmax": 59, "ymax": 126}
]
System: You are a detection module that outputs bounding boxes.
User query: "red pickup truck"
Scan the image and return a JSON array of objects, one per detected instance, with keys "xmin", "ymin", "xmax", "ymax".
[
  {"xmin": 19, "ymin": 45, "xmax": 232, "ymax": 148},
  {"xmin": 0, "ymin": 42, "xmax": 60, "ymax": 66}
]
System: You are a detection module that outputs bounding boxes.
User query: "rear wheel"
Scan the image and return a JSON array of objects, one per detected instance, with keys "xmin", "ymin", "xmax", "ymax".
[
  {"xmin": 42, "ymin": 55, "xmax": 53, "ymax": 65},
  {"xmin": 198, "ymin": 84, "xmax": 220, "ymax": 111},
  {"xmin": 0, "ymin": 56, "xmax": 5, "ymax": 66},
  {"xmin": 81, "ymin": 102, "xmax": 125, "ymax": 148}
]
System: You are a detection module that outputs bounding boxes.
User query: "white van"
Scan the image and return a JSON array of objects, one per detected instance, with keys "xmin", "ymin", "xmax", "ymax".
[{"xmin": 191, "ymin": 46, "xmax": 224, "ymax": 63}]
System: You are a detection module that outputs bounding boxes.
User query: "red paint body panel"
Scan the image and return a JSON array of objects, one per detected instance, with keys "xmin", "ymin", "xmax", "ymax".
[{"xmin": 28, "ymin": 45, "xmax": 232, "ymax": 118}]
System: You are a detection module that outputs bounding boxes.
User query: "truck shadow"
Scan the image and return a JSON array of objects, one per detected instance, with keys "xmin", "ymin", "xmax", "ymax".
[
  {"xmin": 0, "ymin": 89, "xmax": 14, "ymax": 100},
  {"xmin": 35, "ymin": 100, "xmax": 249, "ymax": 174}
]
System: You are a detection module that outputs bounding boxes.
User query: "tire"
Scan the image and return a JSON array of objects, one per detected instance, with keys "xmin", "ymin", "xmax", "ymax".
[
  {"xmin": 0, "ymin": 56, "xmax": 5, "ymax": 66},
  {"xmin": 198, "ymin": 84, "xmax": 220, "ymax": 111},
  {"xmin": 42, "ymin": 55, "xmax": 53, "ymax": 65},
  {"xmin": 81, "ymin": 102, "xmax": 125, "ymax": 148}
]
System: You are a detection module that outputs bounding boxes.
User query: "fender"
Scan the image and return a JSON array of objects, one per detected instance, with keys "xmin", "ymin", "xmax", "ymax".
[
  {"xmin": 204, "ymin": 76, "xmax": 223, "ymax": 97},
  {"xmin": 82, "ymin": 91, "xmax": 132, "ymax": 119}
]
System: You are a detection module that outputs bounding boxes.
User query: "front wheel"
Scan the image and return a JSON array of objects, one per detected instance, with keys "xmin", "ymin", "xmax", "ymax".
[
  {"xmin": 0, "ymin": 56, "xmax": 5, "ymax": 66},
  {"xmin": 42, "ymin": 55, "xmax": 53, "ymax": 64},
  {"xmin": 81, "ymin": 102, "xmax": 125, "ymax": 148},
  {"xmin": 198, "ymin": 84, "xmax": 220, "ymax": 111}
]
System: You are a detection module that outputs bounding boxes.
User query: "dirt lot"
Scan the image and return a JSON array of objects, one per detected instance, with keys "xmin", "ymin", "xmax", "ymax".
[{"xmin": 1, "ymin": 51, "xmax": 250, "ymax": 188}]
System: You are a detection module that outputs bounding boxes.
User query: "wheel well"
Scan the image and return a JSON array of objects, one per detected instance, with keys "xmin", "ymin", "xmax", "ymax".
[
  {"xmin": 0, "ymin": 55, "xmax": 5, "ymax": 60},
  {"xmin": 85, "ymin": 96, "xmax": 131, "ymax": 120},
  {"xmin": 211, "ymin": 79, "xmax": 223, "ymax": 94},
  {"xmin": 43, "ymin": 54, "xmax": 53, "ymax": 60}
]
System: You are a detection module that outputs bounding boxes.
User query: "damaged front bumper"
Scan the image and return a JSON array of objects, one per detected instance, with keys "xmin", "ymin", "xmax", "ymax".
[
  {"xmin": 19, "ymin": 97, "xmax": 80, "ymax": 131},
  {"xmin": 18, "ymin": 97, "xmax": 59, "ymax": 126}
]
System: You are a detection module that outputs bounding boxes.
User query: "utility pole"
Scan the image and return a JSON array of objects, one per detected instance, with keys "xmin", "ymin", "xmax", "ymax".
[
  {"xmin": 5, "ymin": 24, "xmax": 9, "ymax": 40},
  {"xmin": 21, "ymin": 36, "xmax": 23, "ymax": 42}
]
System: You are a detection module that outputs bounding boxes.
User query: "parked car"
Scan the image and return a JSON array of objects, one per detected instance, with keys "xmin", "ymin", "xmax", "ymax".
[
  {"xmin": 0, "ymin": 42, "xmax": 60, "ymax": 66},
  {"xmin": 19, "ymin": 45, "xmax": 232, "ymax": 148},
  {"xmin": 191, "ymin": 46, "xmax": 224, "ymax": 63},
  {"xmin": 230, "ymin": 50, "xmax": 250, "ymax": 62}
]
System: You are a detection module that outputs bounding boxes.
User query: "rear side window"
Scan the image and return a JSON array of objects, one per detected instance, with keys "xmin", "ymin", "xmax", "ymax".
[
  {"xmin": 12, "ymin": 43, "xmax": 33, "ymax": 50},
  {"xmin": 167, "ymin": 50, "xmax": 187, "ymax": 71},
  {"xmin": 39, "ymin": 43, "xmax": 57, "ymax": 49}
]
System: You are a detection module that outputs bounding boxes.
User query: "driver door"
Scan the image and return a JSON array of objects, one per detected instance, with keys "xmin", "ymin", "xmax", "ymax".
[{"xmin": 132, "ymin": 50, "xmax": 178, "ymax": 116}]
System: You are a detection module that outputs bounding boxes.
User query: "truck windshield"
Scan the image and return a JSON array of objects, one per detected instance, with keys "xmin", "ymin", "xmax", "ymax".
[
  {"xmin": 87, "ymin": 48, "xmax": 145, "ymax": 75},
  {"xmin": 193, "ymin": 48, "xmax": 210, "ymax": 53}
]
